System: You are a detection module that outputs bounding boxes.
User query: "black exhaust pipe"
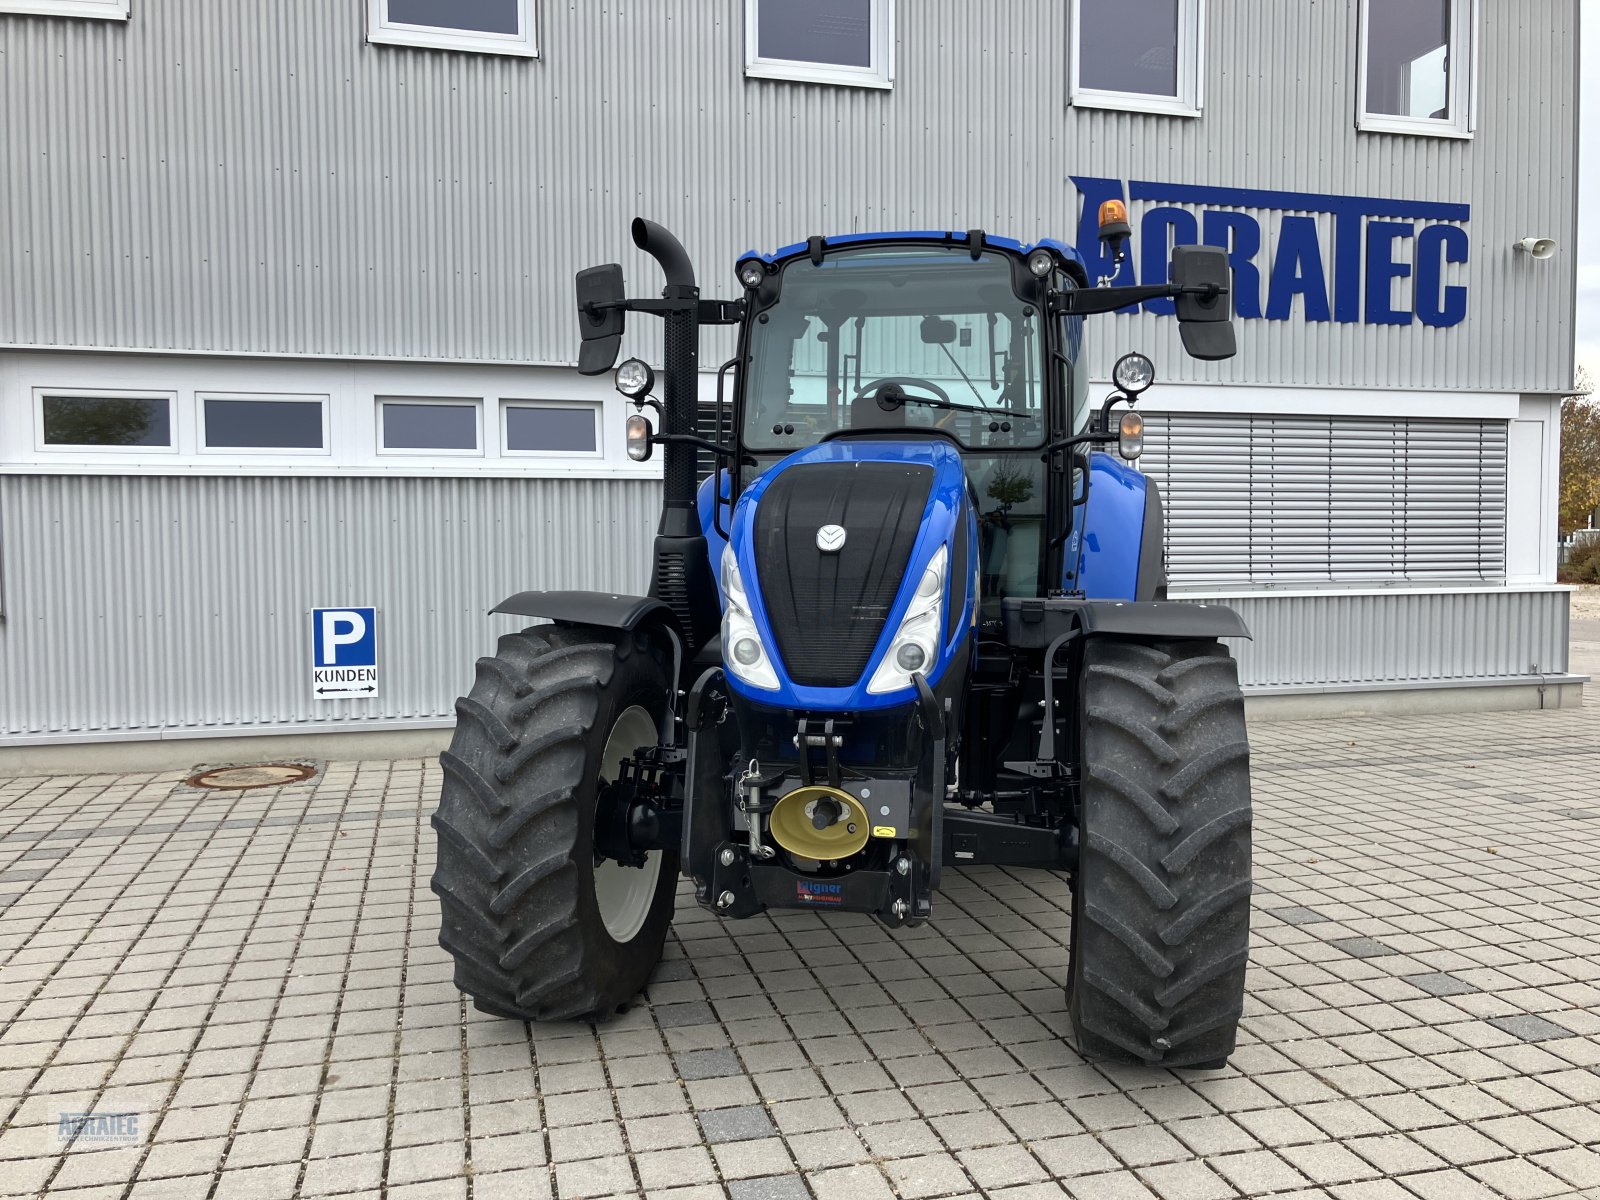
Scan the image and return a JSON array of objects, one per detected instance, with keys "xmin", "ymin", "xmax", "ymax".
[
  {"xmin": 633, "ymin": 218, "xmax": 719, "ymax": 656},
  {"xmin": 632, "ymin": 218, "xmax": 696, "ymax": 292}
]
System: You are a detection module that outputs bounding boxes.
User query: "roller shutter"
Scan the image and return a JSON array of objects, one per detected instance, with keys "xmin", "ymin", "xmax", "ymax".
[{"xmin": 1138, "ymin": 413, "xmax": 1507, "ymax": 588}]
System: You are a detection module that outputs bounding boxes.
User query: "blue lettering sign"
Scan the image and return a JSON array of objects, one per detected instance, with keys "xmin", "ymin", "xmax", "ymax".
[
  {"xmin": 1365, "ymin": 222, "xmax": 1415, "ymax": 325},
  {"xmin": 1068, "ymin": 177, "xmax": 1470, "ymax": 328},
  {"xmin": 1416, "ymin": 224, "xmax": 1469, "ymax": 328},
  {"xmin": 1266, "ymin": 216, "xmax": 1331, "ymax": 322}
]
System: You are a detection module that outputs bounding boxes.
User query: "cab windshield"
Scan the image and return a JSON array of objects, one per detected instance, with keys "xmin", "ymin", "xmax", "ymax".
[{"xmin": 742, "ymin": 245, "xmax": 1046, "ymax": 453}]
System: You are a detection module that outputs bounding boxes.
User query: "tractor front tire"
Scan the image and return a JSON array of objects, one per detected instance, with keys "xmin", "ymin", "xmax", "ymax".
[
  {"xmin": 431, "ymin": 624, "xmax": 678, "ymax": 1022},
  {"xmin": 1069, "ymin": 637, "xmax": 1252, "ymax": 1069}
]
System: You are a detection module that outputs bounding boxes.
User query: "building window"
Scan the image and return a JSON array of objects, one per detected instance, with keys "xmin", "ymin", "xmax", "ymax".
[
  {"xmin": 366, "ymin": 0, "xmax": 538, "ymax": 58},
  {"xmin": 37, "ymin": 391, "xmax": 174, "ymax": 451},
  {"xmin": 503, "ymin": 402, "xmax": 599, "ymax": 456},
  {"xmin": 744, "ymin": 0, "xmax": 893, "ymax": 89},
  {"xmin": 378, "ymin": 397, "xmax": 481, "ymax": 455},
  {"xmin": 0, "ymin": 1, "xmax": 129, "ymax": 18},
  {"xmin": 1358, "ymin": 0, "xmax": 1475, "ymax": 138},
  {"xmin": 200, "ymin": 394, "xmax": 328, "ymax": 453},
  {"xmin": 1070, "ymin": 0, "xmax": 1203, "ymax": 117}
]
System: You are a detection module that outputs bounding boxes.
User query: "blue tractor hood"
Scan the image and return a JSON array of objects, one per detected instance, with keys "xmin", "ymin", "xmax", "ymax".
[{"xmin": 717, "ymin": 437, "xmax": 976, "ymax": 711}]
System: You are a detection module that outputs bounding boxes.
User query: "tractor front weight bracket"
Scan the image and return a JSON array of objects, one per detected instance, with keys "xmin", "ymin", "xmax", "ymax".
[{"xmin": 701, "ymin": 840, "xmax": 927, "ymax": 928}]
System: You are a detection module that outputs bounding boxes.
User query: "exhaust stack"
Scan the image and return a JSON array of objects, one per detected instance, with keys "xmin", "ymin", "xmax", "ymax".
[{"xmin": 632, "ymin": 218, "xmax": 719, "ymax": 652}]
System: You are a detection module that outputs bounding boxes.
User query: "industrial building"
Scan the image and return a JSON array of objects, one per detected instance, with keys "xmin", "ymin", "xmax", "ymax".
[{"xmin": 0, "ymin": 0, "xmax": 1583, "ymax": 768}]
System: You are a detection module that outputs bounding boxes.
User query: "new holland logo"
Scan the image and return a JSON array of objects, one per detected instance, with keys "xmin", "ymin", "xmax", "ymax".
[{"xmin": 816, "ymin": 524, "xmax": 847, "ymax": 553}]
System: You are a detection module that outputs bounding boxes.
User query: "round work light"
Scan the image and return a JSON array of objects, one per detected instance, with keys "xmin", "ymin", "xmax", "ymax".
[
  {"xmin": 615, "ymin": 357, "xmax": 655, "ymax": 399},
  {"xmin": 1026, "ymin": 248, "xmax": 1055, "ymax": 278},
  {"xmin": 1112, "ymin": 352, "xmax": 1156, "ymax": 396},
  {"xmin": 737, "ymin": 259, "xmax": 766, "ymax": 289}
]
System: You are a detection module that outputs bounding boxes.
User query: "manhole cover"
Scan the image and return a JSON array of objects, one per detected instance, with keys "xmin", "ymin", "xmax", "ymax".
[{"xmin": 186, "ymin": 763, "xmax": 317, "ymax": 790}]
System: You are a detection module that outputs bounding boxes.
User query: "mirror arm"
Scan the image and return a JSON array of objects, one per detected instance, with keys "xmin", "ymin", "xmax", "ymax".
[
  {"xmin": 1055, "ymin": 282, "xmax": 1226, "ymax": 316},
  {"xmin": 1039, "ymin": 429, "xmax": 1116, "ymax": 460},
  {"xmin": 650, "ymin": 432, "xmax": 753, "ymax": 465}
]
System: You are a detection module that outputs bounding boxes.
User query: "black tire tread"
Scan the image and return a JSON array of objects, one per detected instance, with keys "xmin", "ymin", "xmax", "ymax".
[
  {"xmin": 1071, "ymin": 637, "xmax": 1252, "ymax": 1069},
  {"xmin": 431, "ymin": 623, "xmax": 676, "ymax": 1022}
]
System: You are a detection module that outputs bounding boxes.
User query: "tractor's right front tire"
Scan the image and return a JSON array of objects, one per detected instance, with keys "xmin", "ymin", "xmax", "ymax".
[
  {"xmin": 1069, "ymin": 637, "xmax": 1252, "ymax": 1069},
  {"xmin": 431, "ymin": 624, "xmax": 677, "ymax": 1022}
]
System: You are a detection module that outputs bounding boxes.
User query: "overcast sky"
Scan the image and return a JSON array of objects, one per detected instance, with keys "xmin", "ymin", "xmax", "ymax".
[{"xmin": 1578, "ymin": 7, "xmax": 1597, "ymax": 387}]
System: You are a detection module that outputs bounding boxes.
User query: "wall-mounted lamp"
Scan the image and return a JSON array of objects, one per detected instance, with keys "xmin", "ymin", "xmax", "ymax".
[{"xmin": 1513, "ymin": 237, "xmax": 1557, "ymax": 260}]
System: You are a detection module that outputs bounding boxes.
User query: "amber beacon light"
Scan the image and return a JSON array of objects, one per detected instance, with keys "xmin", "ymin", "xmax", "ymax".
[{"xmin": 1097, "ymin": 199, "xmax": 1132, "ymax": 272}]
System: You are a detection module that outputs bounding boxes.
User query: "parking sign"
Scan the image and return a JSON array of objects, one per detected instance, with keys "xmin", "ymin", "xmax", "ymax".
[{"xmin": 311, "ymin": 607, "xmax": 379, "ymax": 699}]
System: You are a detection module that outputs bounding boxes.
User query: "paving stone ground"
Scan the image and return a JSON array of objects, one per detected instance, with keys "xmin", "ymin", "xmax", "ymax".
[{"xmin": 2, "ymin": 686, "xmax": 1598, "ymax": 1199}]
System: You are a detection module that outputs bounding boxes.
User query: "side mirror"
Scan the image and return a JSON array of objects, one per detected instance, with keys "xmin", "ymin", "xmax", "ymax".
[
  {"xmin": 1171, "ymin": 245, "xmax": 1236, "ymax": 361},
  {"xmin": 919, "ymin": 315, "xmax": 958, "ymax": 345},
  {"xmin": 575, "ymin": 264, "xmax": 626, "ymax": 376}
]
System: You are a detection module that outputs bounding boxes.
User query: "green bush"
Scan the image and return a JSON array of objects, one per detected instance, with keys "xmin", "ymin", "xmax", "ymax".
[{"xmin": 1565, "ymin": 537, "xmax": 1600, "ymax": 584}]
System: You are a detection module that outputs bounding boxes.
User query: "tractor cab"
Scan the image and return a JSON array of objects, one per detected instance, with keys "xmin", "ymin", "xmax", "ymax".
[{"xmin": 730, "ymin": 238, "xmax": 1077, "ymax": 617}]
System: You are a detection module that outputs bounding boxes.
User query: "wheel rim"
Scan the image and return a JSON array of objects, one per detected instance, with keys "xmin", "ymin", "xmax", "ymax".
[{"xmin": 593, "ymin": 703, "xmax": 664, "ymax": 944}]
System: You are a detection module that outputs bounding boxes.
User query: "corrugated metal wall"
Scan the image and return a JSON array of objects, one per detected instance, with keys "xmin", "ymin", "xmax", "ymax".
[
  {"xmin": 0, "ymin": 0, "xmax": 1579, "ymax": 392},
  {"xmin": 1217, "ymin": 587, "xmax": 1571, "ymax": 691},
  {"xmin": 0, "ymin": 474, "xmax": 660, "ymax": 738},
  {"xmin": 0, "ymin": 473, "xmax": 1573, "ymax": 741}
]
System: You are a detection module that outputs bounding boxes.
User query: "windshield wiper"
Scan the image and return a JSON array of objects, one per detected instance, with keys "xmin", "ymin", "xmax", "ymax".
[
  {"xmin": 890, "ymin": 390, "xmax": 1036, "ymax": 421},
  {"xmin": 937, "ymin": 341, "xmax": 988, "ymax": 407}
]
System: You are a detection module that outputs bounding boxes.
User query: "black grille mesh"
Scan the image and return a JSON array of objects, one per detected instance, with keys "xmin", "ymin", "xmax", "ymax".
[{"xmin": 753, "ymin": 462, "xmax": 933, "ymax": 688}]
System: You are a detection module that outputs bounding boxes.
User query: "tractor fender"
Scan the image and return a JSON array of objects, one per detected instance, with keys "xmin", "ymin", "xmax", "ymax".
[
  {"xmin": 1076, "ymin": 599, "xmax": 1250, "ymax": 642},
  {"xmin": 1001, "ymin": 596, "xmax": 1250, "ymax": 648},
  {"xmin": 490, "ymin": 589, "xmax": 686, "ymax": 709},
  {"xmin": 491, "ymin": 589, "xmax": 680, "ymax": 635}
]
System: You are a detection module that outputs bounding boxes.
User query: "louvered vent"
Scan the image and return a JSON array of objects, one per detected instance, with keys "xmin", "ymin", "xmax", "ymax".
[{"xmin": 1138, "ymin": 413, "xmax": 1508, "ymax": 587}]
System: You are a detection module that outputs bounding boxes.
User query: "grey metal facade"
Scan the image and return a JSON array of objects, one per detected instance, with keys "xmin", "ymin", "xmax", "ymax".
[
  {"xmin": 0, "ymin": 0, "xmax": 1581, "ymax": 392},
  {"xmin": 0, "ymin": 473, "xmax": 1572, "ymax": 741},
  {"xmin": 0, "ymin": 474, "xmax": 657, "ymax": 739},
  {"xmin": 0, "ymin": 1, "xmax": 1583, "ymax": 746}
]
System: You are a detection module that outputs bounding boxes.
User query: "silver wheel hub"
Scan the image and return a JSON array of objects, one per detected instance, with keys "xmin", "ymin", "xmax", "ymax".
[{"xmin": 593, "ymin": 704, "xmax": 663, "ymax": 943}]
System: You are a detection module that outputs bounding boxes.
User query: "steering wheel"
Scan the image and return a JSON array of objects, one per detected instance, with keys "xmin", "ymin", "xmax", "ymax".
[{"xmin": 849, "ymin": 377, "xmax": 953, "ymax": 409}]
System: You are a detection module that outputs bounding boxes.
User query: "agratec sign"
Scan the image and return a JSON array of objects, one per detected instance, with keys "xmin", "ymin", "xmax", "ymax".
[{"xmin": 1072, "ymin": 177, "xmax": 1470, "ymax": 329}]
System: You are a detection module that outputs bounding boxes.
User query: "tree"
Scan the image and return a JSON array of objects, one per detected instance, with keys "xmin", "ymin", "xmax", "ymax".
[{"xmin": 1559, "ymin": 367, "xmax": 1600, "ymax": 537}]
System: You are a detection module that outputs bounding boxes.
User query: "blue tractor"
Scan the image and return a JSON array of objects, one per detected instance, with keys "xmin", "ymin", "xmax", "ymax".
[{"xmin": 432, "ymin": 213, "xmax": 1254, "ymax": 1068}]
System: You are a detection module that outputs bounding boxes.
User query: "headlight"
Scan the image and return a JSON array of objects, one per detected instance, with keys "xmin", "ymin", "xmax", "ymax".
[
  {"xmin": 1027, "ymin": 248, "xmax": 1055, "ymax": 277},
  {"xmin": 720, "ymin": 546, "xmax": 779, "ymax": 691},
  {"xmin": 867, "ymin": 545, "xmax": 947, "ymax": 695},
  {"xmin": 1112, "ymin": 352, "xmax": 1155, "ymax": 395},
  {"xmin": 737, "ymin": 259, "xmax": 766, "ymax": 290},
  {"xmin": 615, "ymin": 357, "xmax": 655, "ymax": 399}
]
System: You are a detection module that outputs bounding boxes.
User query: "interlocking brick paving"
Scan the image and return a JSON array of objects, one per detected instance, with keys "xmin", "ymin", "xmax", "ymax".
[{"xmin": 1, "ymin": 688, "xmax": 1598, "ymax": 1199}]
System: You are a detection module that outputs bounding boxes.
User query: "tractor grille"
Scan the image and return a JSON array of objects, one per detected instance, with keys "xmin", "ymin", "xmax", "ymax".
[{"xmin": 753, "ymin": 461, "xmax": 933, "ymax": 688}]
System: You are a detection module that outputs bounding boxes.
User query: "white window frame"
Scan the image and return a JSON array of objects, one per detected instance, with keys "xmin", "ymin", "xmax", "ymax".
[
  {"xmin": 0, "ymin": 0, "xmax": 129, "ymax": 18},
  {"xmin": 500, "ymin": 400, "xmax": 603, "ymax": 460},
  {"xmin": 366, "ymin": 0, "xmax": 538, "ymax": 59},
  {"xmin": 744, "ymin": 0, "xmax": 894, "ymax": 90},
  {"xmin": 1069, "ymin": 0, "xmax": 1204, "ymax": 118},
  {"xmin": 198, "ymin": 392, "xmax": 331, "ymax": 457},
  {"xmin": 1356, "ymin": 0, "xmax": 1477, "ymax": 139},
  {"xmin": 33, "ymin": 388, "xmax": 178, "ymax": 455},
  {"xmin": 376, "ymin": 396, "xmax": 484, "ymax": 458}
]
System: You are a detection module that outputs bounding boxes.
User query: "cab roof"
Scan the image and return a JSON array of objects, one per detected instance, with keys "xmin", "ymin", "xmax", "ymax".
[{"xmin": 740, "ymin": 229, "xmax": 1087, "ymax": 277}]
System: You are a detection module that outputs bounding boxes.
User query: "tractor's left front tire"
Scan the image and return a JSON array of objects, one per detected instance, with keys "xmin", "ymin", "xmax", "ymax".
[{"xmin": 430, "ymin": 623, "xmax": 678, "ymax": 1022}]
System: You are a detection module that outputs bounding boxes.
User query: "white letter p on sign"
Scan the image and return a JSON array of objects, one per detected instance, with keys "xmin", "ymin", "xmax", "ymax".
[{"xmin": 320, "ymin": 611, "xmax": 367, "ymax": 666}]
